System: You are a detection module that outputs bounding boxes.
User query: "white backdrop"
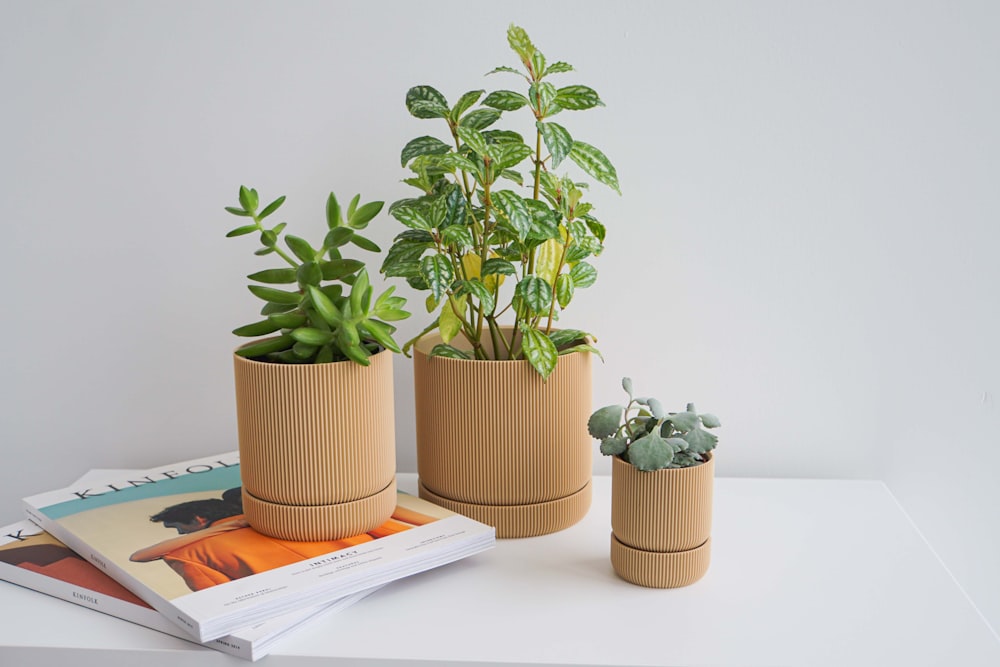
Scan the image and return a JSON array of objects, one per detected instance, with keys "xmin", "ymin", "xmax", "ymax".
[{"xmin": 1, "ymin": 0, "xmax": 997, "ymax": 635}]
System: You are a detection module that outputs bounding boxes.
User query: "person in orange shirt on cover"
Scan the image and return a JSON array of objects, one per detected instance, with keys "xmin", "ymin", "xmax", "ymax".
[{"xmin": 130, "ymin": 488, "xmax": 436, "ymax": 592}]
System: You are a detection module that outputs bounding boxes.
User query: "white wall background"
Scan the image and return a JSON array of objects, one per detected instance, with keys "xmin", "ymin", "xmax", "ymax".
[{"xmin": 1, "ymin": 0, "xmax": 997, "ymax": 635}]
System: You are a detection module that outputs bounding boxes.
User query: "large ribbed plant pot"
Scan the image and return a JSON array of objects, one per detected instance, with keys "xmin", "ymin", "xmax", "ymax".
[
  {"xmin": 413, "ymin": 329, "xmax": 592, "ymax": 538},
  {"xmin": 610, "ymin": 453, "xmax": 714, "ymax": 588},
  {"xmin": 233, "ymin": 346, "xmax": 397, "ymax": 541}
]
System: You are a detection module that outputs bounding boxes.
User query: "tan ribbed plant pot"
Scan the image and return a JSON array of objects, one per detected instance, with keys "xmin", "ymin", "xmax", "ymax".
[
  {"xmin": 610, "ymin": 453, "xmax": 714, "ymax": 588},
  {"xmin": 233, "ymin": 346, "xmax": 397, "ymax": 541},
  {"xmin": 413, "ymin": 328, "xmax": 592, "ymax": 538}
]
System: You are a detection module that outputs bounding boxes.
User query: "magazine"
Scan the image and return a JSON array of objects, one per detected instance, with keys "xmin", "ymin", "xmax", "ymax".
[
  {"xmin": 23, "ymin": 451, "xmax": 496, "ymax": 642},
  {"xmin": 0, "ymin": 518, "xmax": 378, "ymax": 661}
]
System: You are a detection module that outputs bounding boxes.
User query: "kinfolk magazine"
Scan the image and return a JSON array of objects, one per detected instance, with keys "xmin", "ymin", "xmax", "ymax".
[
  {"xmin": 22, "ymin": 452, "xmax": 496, "ymax": 642},
  {"xmin": 0, "ymin": 518, "xmax": 379, "ymax": 661}
]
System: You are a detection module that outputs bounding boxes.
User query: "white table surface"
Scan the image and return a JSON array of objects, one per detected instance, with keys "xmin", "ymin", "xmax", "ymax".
[{"xmin": 1, "ymin": 474, "xmax": 998, "ymax": 667}]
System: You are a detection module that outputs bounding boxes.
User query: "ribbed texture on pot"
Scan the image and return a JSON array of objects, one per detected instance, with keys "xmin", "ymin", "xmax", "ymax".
[
  {"xmin": 611, "ymin": 454, "xmax": 714, "ymax": 552},
  {"xmin": 418, "ymin": 479, "xmax": 591, "ymax": 539},
  {"xmin": 243, "ymin": 479, "xmax": 397, "ymax": 541},
  {"xmin": 610, "ymin": 534, "xmax": 711, "ymax": 588},
  {"xmin": 233, "ymin": 347, "xmax": 396, "ymax": 540},
  {"xmin": 413, "ymin": 329, "xmax": 592, "ymax": 509}
]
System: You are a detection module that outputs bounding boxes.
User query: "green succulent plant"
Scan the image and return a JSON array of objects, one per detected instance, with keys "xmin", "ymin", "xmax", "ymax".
[
  {"xmin": 589, "ymin": 378, "xmax": 721, "ymax": 471},
  {"xmin": 381, "ymin": 24, "xmax": 619, "ymax": 379},
  {"xmin": 224, "ymin": 186, "xmax": 410, "ymax": 365}
]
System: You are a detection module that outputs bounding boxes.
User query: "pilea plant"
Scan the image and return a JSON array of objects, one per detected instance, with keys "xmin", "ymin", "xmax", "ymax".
[
  {"xmin": 589, "ymin": 378, "xmax": 721, "ymax": 471},
  {"xmin": 224, "ymin": 186, "xmax": 410, "ymax": 365},
  {"xmin": 381, "ymin": 24, "xmax": 619, "ymax": 379}
]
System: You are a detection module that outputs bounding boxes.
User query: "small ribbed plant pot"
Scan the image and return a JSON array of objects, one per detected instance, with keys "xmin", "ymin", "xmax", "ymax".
[
  {"xmin": 610, "ymin": 453, "xmax": 714, "ymax": 588},
  {"xmin": 233, "ymin": 346, "xmax": 397, "ymax": 541},
  {"xmin": 413, "ymin": 329, "xmax": 592, "ymax": 538}
]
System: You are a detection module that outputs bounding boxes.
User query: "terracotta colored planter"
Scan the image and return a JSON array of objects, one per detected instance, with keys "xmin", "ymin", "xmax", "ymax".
[
  {"xmin": 610, "ymin": 453, "xmax": 713, "ymax": 588},
  {"xmin": 233, "ymin": 346, "xmax": 397, "ymax": 541},
  {"xmin": 413, "ymin": 329, "xmax": 592, "ymax": 538}
]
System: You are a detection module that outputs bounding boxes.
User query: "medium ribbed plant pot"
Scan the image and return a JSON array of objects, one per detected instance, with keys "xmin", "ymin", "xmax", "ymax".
[
  {"xmin": 413, "ymin": 329, "xmax": 592, "ymax": 538},
  {"xmin": 233, "ymin": 346, "xmax": 397, "ymax": 541},
  {"xmin": 610, "ymin": 453, "xmax": 713, "ymax": 588}
]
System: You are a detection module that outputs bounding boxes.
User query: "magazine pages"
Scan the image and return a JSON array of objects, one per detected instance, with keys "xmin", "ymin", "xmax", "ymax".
[{"xmin": 23, "ymin": 452, "xmax": 495, "ymax": 642}]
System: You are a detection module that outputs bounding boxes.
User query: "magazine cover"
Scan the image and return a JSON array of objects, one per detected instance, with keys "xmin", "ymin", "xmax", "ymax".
[
  {"xmin": 0, "ymin": 519, "xmax": 379, "ymax": 661},
  {"xmin": 23, "ymin": 451, "xmax": 495, "ymax": 642}
]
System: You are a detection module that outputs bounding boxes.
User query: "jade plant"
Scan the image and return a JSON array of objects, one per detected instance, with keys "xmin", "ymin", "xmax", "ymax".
[
  {"xmin": 589, "ymin": 378, "xmax": 721, "ymax": 471},
  {"xmin": 224, "ymin": 186, "xmax": 410, "ymax": 365},
  {"xmin": 380, "ymin": 24, "xmax": 618, "ymax": 379}
]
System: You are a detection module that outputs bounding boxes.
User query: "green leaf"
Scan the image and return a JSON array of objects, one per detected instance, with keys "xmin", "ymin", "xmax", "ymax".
[
  {"xmin": 231, "ymin": 320, "xmax": 282, "ymax": 337},
  {"xmin": 347, "ymin": 194, "xmax": 360, "ymax": 219},
  {"xmin": 500, "ymin": 169, "xmax": 524, "ymax": 185},
  {"xmin": 324, "ymin": 227, "xmax": 354, "ymax": 248},
  {"xmin": 308, "ymin": 286, "xmax": 344, "ymax": 327},
  {"xmin": 486, "ymin": 65, "xmax": 521, "ymax": 76},
  {"xmin": 537, "ymin": 121, "xmax": 573, "ymax": 169},
  {"xmin": 701, "ymin": 413, "xmax": 722, "ymax": 429},
  {"xmin": 548, "ymin": 329, "xmax": 589, "ymax": 348},
  {"xmin": 260, "ymin": 301, "xmax": 295, "ymax": 315},
  {"xmin": 438, "ymin": 294, "xmax": 466, "ymax": 344},
  {"xmin": 267, "ymin": 311, "xmax": 306, "ymax": 328},
  {"xmin": 492, "ymin": 190, "xmax": 531, "ymax": 240},
  {"xmin": 401, "ymin": 136, "xmax": 451, "ymax": 167},
  {"xmin": 348, "ymin": 201, "xmax": 384, "ymax": 229},
  {"xmin": 350, "ymin": 234, "xmax": 381, "ymax": 252},
  {"xmin": 517, "ymin": 275, "xmax": 552, "ymax": 315},
  {"xmin": 482, "ymin": 257, "xmax": 517, "ymax": 277},
  {"xmin": 238, "ymin": 186, "xmax": 258, "ymax": 213},
  {"xmin": 452, "ymin": 89, "xmax": 484, "ymax": 119},
  {"xmin": 226, "ymin": 224, "xmax": 258, "ymax": 238},
  {"xmin": 555, "ymin": 85, "xmax": 604, "ymax": 110},
  {"xmin": 507, "ymin": 24, "xmax": 536, "ymax": 62},
  {"xmin": 247, "ymin": 268, "xmax": 297, "ymax": 284},
  {"xmin": 461, "ymin": 279, "xmax": 495, "ymax": 313},
  {"xmin": 392, "ymin": 204, "xmax": 433, "ymax": 231},
  {"xmin": 493, "ymin": 142, "xmax": 533, "ymax": 171},
  {"xmin": 225, "ymin": 206, "xmax": 251, "ymax": 217},
  {"xmin": 296, "ymin": 261, "xmax": 322, "ymax": 287},
  {"xmin": 420, "ymin": 254, "xmax": 454, "ymax": 301},
  {"xmin": 320, "ymin": 258, "xmax": 364, "ymax": 281},
  {"xmin": 622, "ymin": 377, "xmax": 634, "ymax": 396},
  {"xmin": 428, "ymin": 343, "xmax": 472, "ymax": 360},
  {"xmin": 359, "ymin": 319, "xmax": 401, "ymax": 353},
  {"xmin": 459, "ymin": 109, "xmax": 502, "ymax": 130},
  {"xmin": 439, "ymin": 153, "xmax": 479, "ymax": 173},
  {"xmin": 569, "ymin": 141, "xmax": 620, "ymax": 194},
  {"xmin": 588, "ymin": 405, "xmax": 624, "ymax": 439},
  {"xmin": 260, "ymin": 230, "xmax": 277, "ymax": 247},
  {"xmin": 600, "ymin": 436, "xmax": 627, "ymax": 456},
  {"xmin": 290, "ymin": 327, "xmax": 333, "ymax": 346},
  {"xmin": 682, "ymin": 427, "xmax": 718, "ymax": 454},
  {"xmin": 406, "ymin": 85, "xmax": 449, "ymax": 119},
  {"xmin": 647, "ymin": 398, "xmax": 666, "ymax": 420},
  {"xmin": 546, "ymin": 61, "xmax": 574, "ymax": 75},
  {"xmin": 628, "ymin": 432, "xmax": 674, "ymax": 471},
  {"xmin": 235, "ymin": 334, "xmax": 294, "ymax": 358},
  {"xmin": 482, "ymin": 90, "xmax": 529, "ymax": 111},
  {"xmin": 528, "ymin": 81, "xmax": 558, "ymax": 115},
  {"xmin": 325, "ymin": 192, "xmax": 341, "ymax": 228},
  {"xmin": 350, "ymin": 269, "xmax": 372, "ymax": 316},
  {"xmin": 456, "ymin": 126, "xmax": 488, "ymax": 156},
  {"xmin": 584, "ymin": 216, "xmax": 606, "ymax": 242},
  {"xmin": 259, "ymin": 196, "xmax": 286, "ymax": 219},
  {"xmin": 530, "ymin": 49, "xmax": 546, "ymax": 80},
  {"xmin": 285, "ymin": 235, "xmax": 315, "ymax": 263},
  {"xmin": 555, "ymin": 273, "xmax": 574, "ymax": 308},
  {"xmin": 520, "ymin": 324, "xmax": 558, "ymax": 379},
  {"xmin": 558, "ymin": 343, "xmax": 603, "ymax": 361},
  {"xmin": 569, "ymin": 262, "xmax": 597, "ymax": 288},
  {"xmin": 247, "ymin": 285, "xmax": 302, "ymax": 305},
  {"xmin": 441, "ymin": 225, "xmax": 474, "ymax": 248}
]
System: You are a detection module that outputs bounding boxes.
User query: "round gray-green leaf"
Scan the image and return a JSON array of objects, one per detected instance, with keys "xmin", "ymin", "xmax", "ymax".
[
  {"xmin": 682, "ymin": 427, "xmax": 718, "ymax": 454},
  {"xmin": 668, "ymin": 411, "xmax": 699, "ymax": 432},
  {"xmin": 588, "ymin": 405, "xmax": 624, "ymax": 439},
  {"xmin": 701, "ymin": 413, "xmax": 722, "ymax": 428},
  {"xmin": 621, "ymin": 377, "xmax": 633, "ymax": 396},
  {"xmin": 599, "ymin": 436, "xmax": 627, "ymax": 456},
  {"xmin": 627, "ymin": 432, "xmax": 674, "ymax": 471}
]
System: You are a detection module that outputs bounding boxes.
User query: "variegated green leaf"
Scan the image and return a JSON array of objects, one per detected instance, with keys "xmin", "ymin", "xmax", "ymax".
[
  {"xmin": 492, "ymin": 190, "xmax": 531, "ymax": 240},
  {"xmin": 482, "ymin": 257, "xmax": 517, "ymax": 277},
  {"xmin": 520, "ymin": 324, "xmax": 558, "ymax": 379},
  {"xmin": 555, "ymin": 85, "xmax": 604, "ymax": 110},
  {"xmin": 406, "ymin": 85, "xmax": 449, "ymax": 118},
  {"xmin": 391, "ymin": 205, "xmax": 433, "ymax": 231},
  {"xmin": 400, "ymin": 136, "xmax": 451, "ymax": 167},
  {"xmin": 569, "ymin": 261, "xmax": 597, "ymax": 288},
  {"xmin": 452, "ymin": 90, "xmax": 484, "ymax": 119},
  {"xmin": 507, "ymin": 25, "xmax": 536, "ymax": 62},
  {"xmin": 569, "ymin": 141, "xmax": 620, "ymax": 194},
  {"xmin": 517, "ymin": 275, "xmax": 552, "ymax": 314},
  {"xmin": 420, "ymin": 254, "xmax": 454, "ymax": 302},
  {"xmin": 456, "ymin": 126, "xmax": 489, "ymax": 157},
  {"xmin": 546, "ymin": 61, "xmax": 574, "ymax": 75},
  {"xmin": 547, "ymin": 329, "xmax": 589, "ymax": 348},
  {"xmin": 429, "ymin": 343, "xmax": 472, "ymax": 360},
  {"xmin": 537, "ymin": 121, "xmax": 573, "ymax": 168},
  {"xmin": 483, "ymin": 90, "xmax": 529, "ymax": 111},
  {"xmin": 556, "ymin": 273, "xmax": 574, "ymax": 308},
  {"xmin": 459, "ymin": 108, "xmax": 502, "ymax": 130},
  {"xmin": 461, "ymin": 278, "xmax": 496, "ymax": 313}
]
